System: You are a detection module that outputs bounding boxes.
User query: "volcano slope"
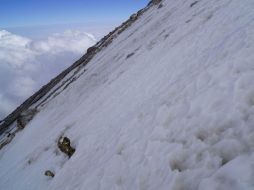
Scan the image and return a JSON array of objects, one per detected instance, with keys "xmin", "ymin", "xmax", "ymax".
[{"xmin": 1, "ymin": 0, "xmax": 254, "ymax": 190}]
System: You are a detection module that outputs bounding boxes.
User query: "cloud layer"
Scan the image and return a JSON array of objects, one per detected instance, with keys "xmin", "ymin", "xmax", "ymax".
[{"xmin": 0, "ymin": 30, "xmax": 96, "ymax": 119}]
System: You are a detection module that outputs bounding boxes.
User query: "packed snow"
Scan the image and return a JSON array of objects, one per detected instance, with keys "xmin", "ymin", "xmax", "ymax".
[{"xmin": 1, "ymin": 0, "xmax": 254, "ymax": 189}]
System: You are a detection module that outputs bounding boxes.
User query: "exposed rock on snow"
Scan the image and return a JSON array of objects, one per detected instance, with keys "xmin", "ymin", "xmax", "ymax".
[
  {"xmin": 0, "ymin": 108, "xmax": 37, "ymax": 150},
  {"xmin": 44, "ymin": 170, "xmax": 55, "ymax": 178},
  {"xmin": 17, "ymin": 109, "xmax": 37, "ymax": 129},
  {"xmin": 57, "ymin": 136, "xmax": 75, "ymax": 158}
]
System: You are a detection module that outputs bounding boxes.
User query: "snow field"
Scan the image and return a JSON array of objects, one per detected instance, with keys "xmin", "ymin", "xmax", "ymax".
[{"xmin": 1, "ymin": 0, "xmax": 254, "ymax": 189}]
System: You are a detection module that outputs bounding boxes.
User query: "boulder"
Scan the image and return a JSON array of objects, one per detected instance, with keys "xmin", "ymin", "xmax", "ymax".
[{"xmin": 58, "ymin": 136, "xmax": 75, "ymax": 158}]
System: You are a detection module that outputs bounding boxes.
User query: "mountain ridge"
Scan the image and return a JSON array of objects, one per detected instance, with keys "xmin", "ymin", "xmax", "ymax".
[{"xmin": 0, "ymin": 0, "xmax": 158, "ymax": 139}]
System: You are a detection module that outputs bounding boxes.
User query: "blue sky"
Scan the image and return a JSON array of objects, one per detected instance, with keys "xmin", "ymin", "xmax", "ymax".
[{"xmin": 1, "ymin": 0, "xmax": 149, "ymax": 28}]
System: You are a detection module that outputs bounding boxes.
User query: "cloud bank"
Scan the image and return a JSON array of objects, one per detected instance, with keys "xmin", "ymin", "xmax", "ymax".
[{"xmin": 0, "ymin": 30, "xmax": 96, "ymax": 119}]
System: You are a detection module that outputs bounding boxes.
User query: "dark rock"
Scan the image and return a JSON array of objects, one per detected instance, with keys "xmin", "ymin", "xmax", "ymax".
[
  {"xmin": 158, "ymin": 3, "xmax": 163, "ymax": 9},
  {"xmin": 45, "ymin": 170, "xmax": 55, "ymax": 178},
  {"xmin": 130, "ymin": 13, "xmax": 138, "ymax": 21},
  {"xmin": 86, "ymin": 46, "xmax": 97, "ymax": 54},
  {"xmin": 137, "ymin": 10, "xmax": 143, "ymax": 17},
  {"xmin": 6, "ymin": 132, "xmax": 15, "ymax": 139},
  {"xmin": 57, "ymin": 136, "xmax": 75, "ymax": 158},
  {"xmin": 0, "ymin": 133, "xmax": 15, "ymax": 150},
  {"xmin": 126, "ymin": 52, "xmax": 135, "ymax": 59},
  {"xmin": 17, "ymin": 108, "xmax": 37, "ymax": 129},
  {"xmin": 190, "ymin": 1, "xmax": 198, "ymax": 7}
]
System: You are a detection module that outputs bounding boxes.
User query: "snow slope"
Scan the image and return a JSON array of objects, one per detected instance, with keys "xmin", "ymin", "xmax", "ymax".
[{"xmin": 1, "ymin": 0, "xmax": 254, "ymax": 189}]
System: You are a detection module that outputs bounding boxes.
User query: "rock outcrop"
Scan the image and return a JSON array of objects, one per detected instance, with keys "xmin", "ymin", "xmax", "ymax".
[{"xmin": 57, "ymin": 136, "xmax": 75, "ymax": 158}]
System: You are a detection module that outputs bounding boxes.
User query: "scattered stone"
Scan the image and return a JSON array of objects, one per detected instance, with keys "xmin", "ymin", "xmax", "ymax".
[
  {"xmin": 17, "ymin": 108, "xmax": 37, "ymax": 129},
  {"xmin": 45, "ymin": 170, "xmax": 55, "ymax": 178},
  {"xmin": 57, "ymin": 136, "xmax": 75, "ymax": 158}
]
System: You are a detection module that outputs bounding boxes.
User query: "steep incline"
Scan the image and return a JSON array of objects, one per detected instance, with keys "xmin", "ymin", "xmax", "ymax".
[{"xmin": 1, "ymin": 0, "xmax": 254, "ymax": 189}]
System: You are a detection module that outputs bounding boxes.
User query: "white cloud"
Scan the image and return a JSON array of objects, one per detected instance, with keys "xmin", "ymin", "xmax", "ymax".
[
  {"xmin": 8, "ymin": 76, "xmax": 36, "ymax": 98},
  {"xmin": 31, "ymin": 30, "xmax": 96, "ymax": 54},
  {"xmin": 0, "ymin": 29, "xmax": 96, "ymax": 119}
]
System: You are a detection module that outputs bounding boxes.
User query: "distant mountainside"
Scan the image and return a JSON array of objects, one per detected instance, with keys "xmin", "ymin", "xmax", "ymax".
[{"xmin": 1, "ymin": 0, "xmax": 254, "ymax": 189}]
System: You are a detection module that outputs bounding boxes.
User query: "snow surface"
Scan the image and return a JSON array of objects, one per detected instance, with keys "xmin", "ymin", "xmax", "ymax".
[{"xmin": 1, "ymin": 0, "xmax": 254, "ymax": 189}]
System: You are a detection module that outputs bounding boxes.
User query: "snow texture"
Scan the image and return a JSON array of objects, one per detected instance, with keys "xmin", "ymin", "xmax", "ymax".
[{"xmin": 1, "ymin": 0, "xmax": 254, "ymax": 189}]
